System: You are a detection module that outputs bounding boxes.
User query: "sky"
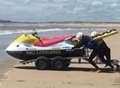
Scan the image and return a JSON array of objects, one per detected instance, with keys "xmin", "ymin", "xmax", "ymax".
[{"xmin": 0, "ymin": 0, "xmax": 120, "ymax": 22}]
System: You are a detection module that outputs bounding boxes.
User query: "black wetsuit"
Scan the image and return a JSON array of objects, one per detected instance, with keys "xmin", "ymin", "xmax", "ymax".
[
  {"xmin": 76, "ymin": 35, "xmax": 113, "ymax": 70},
  {"xmin": 88, "ymin": 39, "xmax": 114, "ymax": 69}
]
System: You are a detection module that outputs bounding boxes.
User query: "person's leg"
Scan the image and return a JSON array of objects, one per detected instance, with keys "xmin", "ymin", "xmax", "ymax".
[
  {"xmin": 104, "ymin": 47, "xmax": 114, "ymax": 69},
  {"xmin": 88, "ymin": 50, "xmax": 100, "ymax": 70},
  {"xmin": 101, "ymin": 42, "xmax": 111, "ymax": 62},
  {"xmin": 105, "ymin": 48, "xmax": 111, "ymax": 61},
  {"xmin": 98, "ymin": 53, "xmax": 107, "ymax": 64},
  {"xmin": 98, "ymin": 49, "xmax": 115, "ymax": 71}
]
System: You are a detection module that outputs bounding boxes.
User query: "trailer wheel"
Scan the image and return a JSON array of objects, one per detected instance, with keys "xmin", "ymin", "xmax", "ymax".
[
  {"xmin": 64, "ymin": 59, "xmax": 71, "ymax": 67},
  {"xmin": 51, "ymin": 56, "xmax": 65, "ymax": 70},
  {"xmin": 35, "ymin": 57, "xmax": 50, "ymax": 70}
]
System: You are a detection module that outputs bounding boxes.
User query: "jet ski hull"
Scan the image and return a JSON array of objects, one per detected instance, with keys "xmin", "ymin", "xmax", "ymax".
[{"xmin": 6, "ymin": 48, "xmax": 85, "ymax": 61}]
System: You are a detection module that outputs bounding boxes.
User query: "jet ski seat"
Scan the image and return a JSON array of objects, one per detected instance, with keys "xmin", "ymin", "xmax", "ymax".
[{"xmin": 33, "ymin": 35, "xmax": 73, "ymax": 46}]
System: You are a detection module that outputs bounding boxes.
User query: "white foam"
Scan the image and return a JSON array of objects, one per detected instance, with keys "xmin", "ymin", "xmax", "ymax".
[
  {"xmin": 0, "ymin": 31, "xmax": 13, "ymax": 35},
  {"xmin": 0, "ymin": 28, "xmax": 107, "ymax": 36},
  {"xmin": 0, "ymin": 28, "xmax": 63, "ymax": 35},
  {"xmin": 36, "ymin": 28, "xmax": 62, "ymax": 32}
]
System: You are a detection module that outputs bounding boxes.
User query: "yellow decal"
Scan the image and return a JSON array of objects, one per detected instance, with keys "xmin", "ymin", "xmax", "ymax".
[{"xmin": 12, "ymin": 34, "xmax": 39, "ymax": 44}]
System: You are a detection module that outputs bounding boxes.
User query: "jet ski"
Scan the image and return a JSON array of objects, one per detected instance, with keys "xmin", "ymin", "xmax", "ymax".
[{"xmin": 6, "ymin": 34, "xmax": 85, "ymax": 61}]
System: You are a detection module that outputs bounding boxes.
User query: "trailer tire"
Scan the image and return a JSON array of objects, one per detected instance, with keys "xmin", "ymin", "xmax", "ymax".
[
  {"xmin": 64, "ymin": 59, "xmax": 71, "ymax": 67},
  {"xmin": 35, "ymin": 57, "xmax": 50, "ymax": 70},
  {"xmin": 51, "ymin": 56, "xmax": 66, "ymax": 70}
]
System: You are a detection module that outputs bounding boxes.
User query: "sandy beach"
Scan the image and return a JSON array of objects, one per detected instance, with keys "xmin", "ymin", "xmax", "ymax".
[{"xmin": 0, "ymin": 26, "xmax": 120, "ymax": 88}]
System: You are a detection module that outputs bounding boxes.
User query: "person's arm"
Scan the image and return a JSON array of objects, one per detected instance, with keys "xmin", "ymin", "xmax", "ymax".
[
  {"xmin": 72, "ymin": 38, "xmax": 84, "ymax": 48},
  {"xmin": 82, "ymin": 35, "xmax": 96, "ymax": 49}
]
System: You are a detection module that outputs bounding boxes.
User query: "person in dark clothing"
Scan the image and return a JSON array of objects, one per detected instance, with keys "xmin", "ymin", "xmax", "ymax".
[
  {"xmin": 73, "ymin": 32, "xmax": 114, "ymax": 71},
  {"xmin": 88, "ymin": 39, "xmax": 114, "ymax": 70}
]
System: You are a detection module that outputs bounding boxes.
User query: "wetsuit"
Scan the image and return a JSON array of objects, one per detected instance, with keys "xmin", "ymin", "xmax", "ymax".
[
  {"xmin": 76, "ymin": 35, "xmax": 113, "ymax": 70},
  {"xmin": 88, "ymin": 39, "xmax": 114, "ymax": 69}
]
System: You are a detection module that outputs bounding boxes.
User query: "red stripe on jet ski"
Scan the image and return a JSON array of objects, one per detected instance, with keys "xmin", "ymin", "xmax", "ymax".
[{"xmin": 33, "ymin": 35, "xmax": 73, "ymax": 46}]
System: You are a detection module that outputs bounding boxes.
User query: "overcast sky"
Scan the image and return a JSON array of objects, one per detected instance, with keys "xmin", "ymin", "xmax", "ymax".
[{"xmin": 0, "ymin": 0, "xmax": 120, "ymax": 22}]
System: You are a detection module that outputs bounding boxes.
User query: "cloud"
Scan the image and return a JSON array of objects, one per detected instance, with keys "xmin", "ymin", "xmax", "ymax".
[
  {"xmin": 91, "ymin": 1, "xmax": 103, "ymax": 6},
  {"xmin": 24, "ymin": 0, "xmax": 31, "ymax": 4},
  {"xmin": 0, "ymin": 0, "xmax": 15, "ymax": 6},
  {"xmin": 111, "ymin": 3, "xmax": 118, "ymax": 7}
]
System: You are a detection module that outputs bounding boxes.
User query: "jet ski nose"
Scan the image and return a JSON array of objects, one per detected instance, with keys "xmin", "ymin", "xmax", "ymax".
[
  {"xmin": 5, "ymin": 46, "xmax": 11, "ymax": 52},
  {"xmin": 6, "ymin": 50, "xmax": 14, "ymax": 57},
  {"xmin": 5, "ymin": 42, "xmax": 22, "ymax": 57},
  {"xmin": 6, "ymin": 49, "xmax": 24, "ymax": 60},
  {"xmin": 5, "ymin": 45, "xmax": 16, "ymax": 57},
  {"xmin": 5, "ymin": 43, "xmax": 25, "ymax": 59},
  {"xmin": 5, "ymin": 42, "xmax": 24, "ymax": 52},
  {"xmin": 5, "ymin": 43, "xmax": 16, "ymax": 52}
]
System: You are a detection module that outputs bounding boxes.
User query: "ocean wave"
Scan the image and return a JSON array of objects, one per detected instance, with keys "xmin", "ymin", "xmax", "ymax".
[
  {"xmin": 0, "ymin": 28, "xmax": 107, "ymax": 35},
  {"xmin": 0, "ymin": 28, "xmax": 65, "ymax": 35}
]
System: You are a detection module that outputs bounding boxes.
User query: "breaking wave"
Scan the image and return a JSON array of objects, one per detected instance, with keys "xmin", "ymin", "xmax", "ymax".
[
  {"xmin": 0, "ymin": 28, "xmax": 107, "ymax": 35},
  {"xmin": 0, "ymin": 28, "xmax": 62, "ymax": 35}
]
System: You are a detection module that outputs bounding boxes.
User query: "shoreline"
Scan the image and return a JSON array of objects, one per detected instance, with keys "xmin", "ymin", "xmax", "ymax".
[{"xmin": 0, "ymin": 22, "xmax": 120, "ymax": 30}]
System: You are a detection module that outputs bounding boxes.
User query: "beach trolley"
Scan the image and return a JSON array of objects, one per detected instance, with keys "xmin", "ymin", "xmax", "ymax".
[{"xmin": 6, "ymin": 29, "xmax": 119, "ymax": 70}]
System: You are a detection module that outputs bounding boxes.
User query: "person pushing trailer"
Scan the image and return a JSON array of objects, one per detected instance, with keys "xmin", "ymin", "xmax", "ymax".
[{"xmin": 72, "ymin": 30, "xmax": 118, "ymax": 71}]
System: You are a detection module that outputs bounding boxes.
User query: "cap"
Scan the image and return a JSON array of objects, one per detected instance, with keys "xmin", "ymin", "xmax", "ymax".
[{"xmin": 90, "ymin": 31, "xmax": 98, "ymax": 37}]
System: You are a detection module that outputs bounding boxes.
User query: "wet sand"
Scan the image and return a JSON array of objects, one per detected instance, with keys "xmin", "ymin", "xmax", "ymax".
[
  {"xmin": 0, "ymin": 59, "xmax": 17, "ymax": 80},
  {"xmin": 0, "ymin": 25, "xmax": 120, "ymax": 88}
]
